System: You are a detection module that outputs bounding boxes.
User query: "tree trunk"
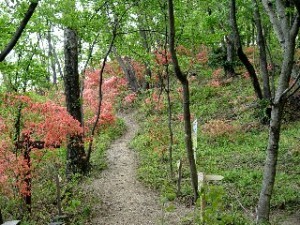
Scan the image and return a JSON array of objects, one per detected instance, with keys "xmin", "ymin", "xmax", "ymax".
[
  {"xmin": 168, "ymin": 0, "xmax": 198, "ymax": 201},
  {"xmin": 182, "ymin": 80, "xmax": 199, "ymax": 200},
  {"xmin": 252, "ymin": 0, "xmax": 271, "ymax": 99},
  {"xmin": 257, "ymin": 1, "xmax": 299, "ymax": 219},
  {"xmin": 257, "ymin": 103, "xmax": 283, "ymax": 223},
  {"xmin": 166, "ymin": 66, "xmax": 174, "ymax": 177},
  {"xmin": 138, "ymin": 21, "xmax": 152, "ymax": 89},
  {"xmin": 64, "ymin": 27, "xmax": 86, "ymax": 176},
  {"xmin": 0, "ymin": 209, "xmax": 3, "ymax": 224},
  {"xmin": 230, "ymin": 0, "xmax": 263, "ymax": 100},
  {"xmin": 23, "ymin": 145, "xmax": 32, "ymax": 214},
  {"xmin": 113, "ymin": 48, "xmax": 139, "ymax": 92},
  {"xmin": 47, "ymin": 24, "xmax": 57, "ymax": 85},
  {"xmin": 257, "ymin": 44, "xmax": 296, "ymax": 223},
  {"xmin": 224, "ymin": 34, "xmax": 236, "ymax": 77}
]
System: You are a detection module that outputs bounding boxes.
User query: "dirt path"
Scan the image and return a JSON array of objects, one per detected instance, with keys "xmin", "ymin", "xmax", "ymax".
[{"xmin": 88, "ymin": 112, "xmax": 193, "ymax": 225}]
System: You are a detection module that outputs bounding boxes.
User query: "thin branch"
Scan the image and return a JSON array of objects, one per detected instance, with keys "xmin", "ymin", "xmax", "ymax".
[
  {"xmin": 227, "ymin": 187, "xmax": 255, "ymax": 220},
  {"xmin": 287, "ymin": 71, "xmax": 300, "ymax": 98},
  {"xmin": 87, "ymin": 1, "xmax": 109, "ymax": 22},
  {"xmin": 288, "ymin": 83, "xmax": 300, "ymax": 98},
  {"xmin": 235, "ymin": 194, "xmax": 255, "ymax": 220},
  {"xmin": 282, "ymin": 72, "xmax": 300, "ymax": 96},
  {"xmin": 116, "ymin": 29, "xmax": 165, "ymax": 36},
  {"xmin": 290, "ymin": 13, "xmax": 300, "ymax": 39},
  {"xmin": 82, "ymin": 33, "xmax": 100, "ymax": 74},
  {"xmin": 0, "ymin": 1, "xmax": 39, "ymax": 62}
]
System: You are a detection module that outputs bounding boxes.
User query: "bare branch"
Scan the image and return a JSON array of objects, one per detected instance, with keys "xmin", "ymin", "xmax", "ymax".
[{"xmin": 82, "ymin": 34, "xmax": 100, "ymax": 74}]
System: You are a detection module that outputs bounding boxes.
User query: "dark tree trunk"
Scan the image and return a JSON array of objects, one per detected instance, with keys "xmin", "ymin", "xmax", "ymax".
[
  {"xmin": 0, "ymin": 209, "xmax": 3, "ymax": 224},
  {"xmin": 113, "ymin": 48, "xmax": 139, "ymax": 92},
  {"xmin": 224, "ymin": 34, "xmax": 236, "ymax": 77},
  {"xmin": 230, "ymin": 0, "xmax": 263, "ymax": 100},
  {"xmin": 23, "ymin": 145, "xmax": 31, "ymax": 214},
  {"xmin": 168, "ymin": 0, "xmax": 198, "ymax": 201},
  {"xmin": 64, "ymin": 27, "xmax": 86, "ymax": 176},
  {"xmin": 253, "ymin": 0, "xmax": 271, "ymax": 99},
  {"xmin": 13, "ymin": 104, "xmax": 22, "ymax": 147}
]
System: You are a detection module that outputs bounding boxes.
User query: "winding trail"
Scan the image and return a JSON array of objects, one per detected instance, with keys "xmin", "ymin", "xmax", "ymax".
[{"xmin": 88, "ymin": 112, "xmax": 193, "ymax": 225}]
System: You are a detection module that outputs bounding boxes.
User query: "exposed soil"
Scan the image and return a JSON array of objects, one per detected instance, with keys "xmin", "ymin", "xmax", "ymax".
[{"xmin": 86, "ymin": 112, "xmax": 193, "ymax": 225}]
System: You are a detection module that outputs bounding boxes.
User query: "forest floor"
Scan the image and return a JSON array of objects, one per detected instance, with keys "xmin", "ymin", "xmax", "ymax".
[{"xmin": 85, "ymin": 112, "xmax": 194, "ymax": 225}]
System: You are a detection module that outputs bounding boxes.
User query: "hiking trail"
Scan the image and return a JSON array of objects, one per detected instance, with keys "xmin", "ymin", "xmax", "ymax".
[{"xmin": 86, "ymin": 112, "xmax": 193, "ymax": 225}]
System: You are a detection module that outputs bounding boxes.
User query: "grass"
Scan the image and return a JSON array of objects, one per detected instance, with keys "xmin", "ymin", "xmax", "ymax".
[{"xmin": 130, "ymin": 70, "xmax": 300, "ymax": 224}]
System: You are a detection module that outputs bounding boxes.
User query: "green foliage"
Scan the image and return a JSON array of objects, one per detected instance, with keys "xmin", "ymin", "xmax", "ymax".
[
  {"xmin": 131, "ymin": 68, "xmax": 300, "ymax": 224},
  {"xmin": 131, "ymin": 129, "xmax": 169, "ymax": 189},
  {"xmin": 91, "ymin": 118, "xmax": 126, "ymax": 171}
]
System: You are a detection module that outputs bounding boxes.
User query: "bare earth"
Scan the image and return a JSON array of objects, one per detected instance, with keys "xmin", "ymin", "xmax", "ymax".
[{"xmin": 87, "ymin": 112, "xmax": 193, "ymax": 225}]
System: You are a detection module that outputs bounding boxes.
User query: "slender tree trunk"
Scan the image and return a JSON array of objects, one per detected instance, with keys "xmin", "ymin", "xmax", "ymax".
[
  {"xmin": 138, "ymin": 21, "xmax": 152, "ymax": 89},
  {"xmin": 47, "ymin": 24, "xmax": 57, "ymax": 85},
  {"xmin": 230, "ymin": 0, "xmax": 263, "ymax": 100},
  {"xmin": 86, "ymin": 33, "xmax": 116, "ymax": 164},
  {"xmin": 252, "ymin": 0, "xmax": 271, "ymax": 99},
  {"xmin": 23, "ymin": 145, "xmax": 31, "ymax": 214},
  {"xmin": 168, "ymin": 0, "xmax": 198, "ymax": 201},
  {"xmin": 166, "ymin": 66, "xmax": 174, "ymax": 177},
  {"xmin": 257, "ymin": 1, "xmax": 299, "ymax": 219},
  {"xmin": 64, "ymin": 27, "xmax": 86, "ymax": 176},
  {"xmin": 257, "ymin": 104, "xmax": 283, "ymax": 223},
  {"xmin": 13, "ymin": 104, "xmax": 22, "ymax": 147},
  {"xmin": 162, "ymin": 10, "xmax": 174, "ymax": 177},
  {"xmin": 53, "ymin": 45, "xmax": 63, "ymax": 79},
  {"xmin": 257, "ymin": 39, "xmax": 296, "ymax": 223}
]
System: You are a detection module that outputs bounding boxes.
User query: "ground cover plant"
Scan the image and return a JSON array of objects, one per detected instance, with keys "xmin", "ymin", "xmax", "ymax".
[{"xmin": 131, "ymin": 62, "xmax": 300, "ymax": 224}]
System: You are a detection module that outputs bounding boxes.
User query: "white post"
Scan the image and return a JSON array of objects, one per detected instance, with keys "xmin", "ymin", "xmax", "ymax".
[{"xmin": 192, "ymin": 119, "xmax": 198, "ymax": 163}]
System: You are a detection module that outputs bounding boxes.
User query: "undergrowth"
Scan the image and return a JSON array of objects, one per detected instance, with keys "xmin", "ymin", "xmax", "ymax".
[
  {"xmin": 130, "ymin": 70, "xmax": 300, "ymax": 224},
  {"xmin": 0, "ymin": 117, "xmax": 125, "ymax": 225}
]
